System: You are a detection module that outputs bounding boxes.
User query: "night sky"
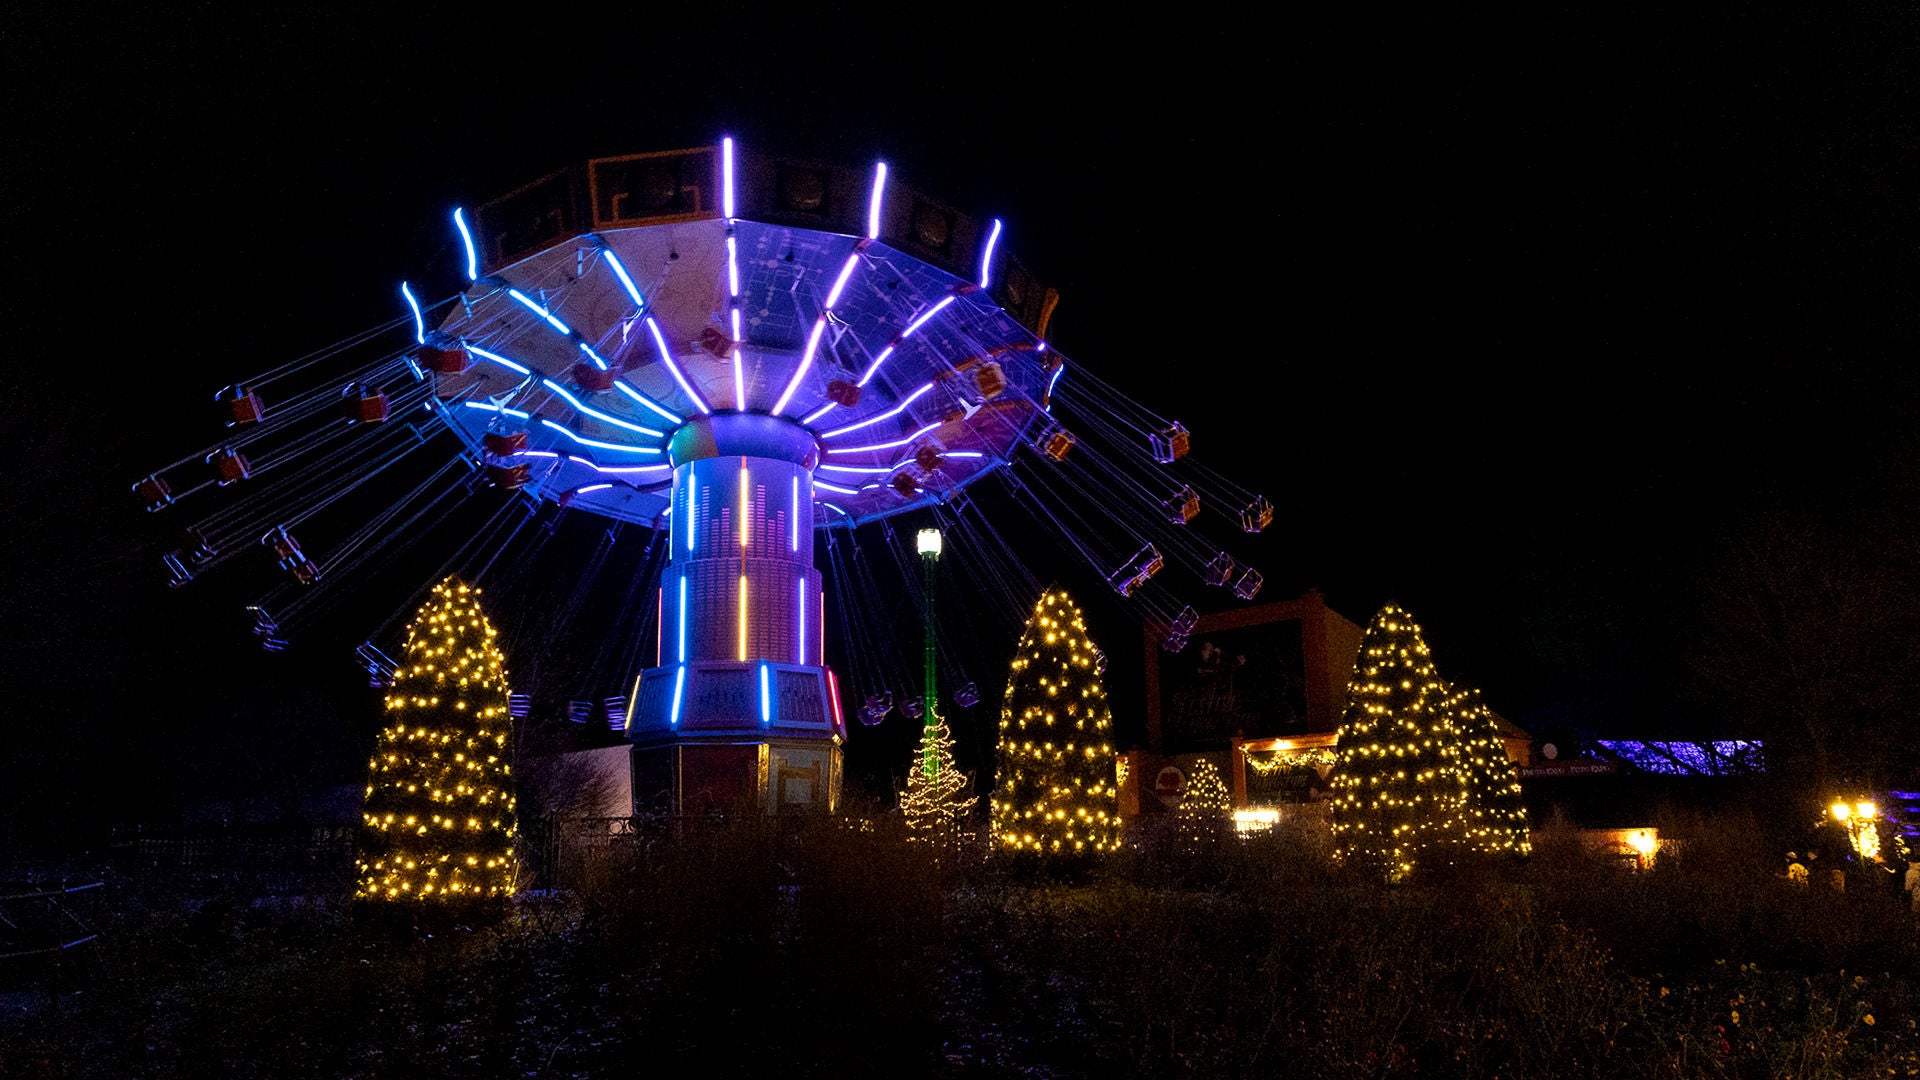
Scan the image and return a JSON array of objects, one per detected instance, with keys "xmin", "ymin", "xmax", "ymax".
[{"xmin": 5, "ymin": 8, "xmax": 1916, "ymax": 842}]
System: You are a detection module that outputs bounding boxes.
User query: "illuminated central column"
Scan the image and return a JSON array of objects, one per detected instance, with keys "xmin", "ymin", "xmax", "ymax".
[{"xmin": 626, "ymin": 413, "xmax": 844, "ymax": 814}]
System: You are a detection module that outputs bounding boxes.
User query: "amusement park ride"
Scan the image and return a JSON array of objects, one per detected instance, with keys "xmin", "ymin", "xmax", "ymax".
[{"xmin": 134, "ymin": 139, "xmax": 1275, "ymax": 813}]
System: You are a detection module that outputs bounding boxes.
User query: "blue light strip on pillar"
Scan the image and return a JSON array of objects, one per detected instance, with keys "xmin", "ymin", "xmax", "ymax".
[
  {"xmin": 400, "ymin": 282, "xmax": 425, "ymax": 344},
  {"xmin": 508, "ymin": 288, "xmax": 572, "ymax": 335},
  {"xmin": 759, "ymin": 661, "xmax": 771, "ymax": 724},
  {"xmin": 978, "ymin": 218, "xmax": 1003, "ymax": 288},
  {"xmin": 677, "ymin": 572, "xmax": 688, "ymax": 660},
  {"xmin": 669, "ymin": 664, "xmax": 687, "ymax": 726},
  {"xmin": 453, "ymin": 208, "xmax": 478, "ymax": 281},
  {"xmin": 647, "ymin": 316, "xmax": 712, "ymax": 415}
]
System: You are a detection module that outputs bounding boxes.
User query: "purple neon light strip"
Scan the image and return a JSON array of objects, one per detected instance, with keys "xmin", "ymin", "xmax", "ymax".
[
  {"xmin": 563, "ymin": 454, "xmax": 670, "ymax": 475},
  {"xmin": 814, "ymin": 480, "xmax": 861, "ymax": 496},
  {"xmin": 602, "ymin": 248, "xmax": 645, "ymax": 308},
  {"xmin": 541, "ymin": 378, "xmax": 666, "ymax": 437},
  {"xmin": 790, "ymin": 475, "xmax": 800, "ymax": 551},
  {"xmin": 771, "ymin": 317, "xmax": 827, "ymax": 417},
  {"xmin": 462, "ymin": 401, "xmax": 532, "ymax": 420},
  {"xmin": 725, "ymin": 235, "xmax": 741, "ymax": 298},
  {"xmin": 722, "ymin": 137, "xmax": 736, "ymax": 220},
  {"xmin": 826, "ymin": 421, "xmax": 942, "ymax": 456},
  {"xmin": 855, "ymin": 295, "xmax": 956, "ymax": 388},
  {"xmin": 614, "ymin": 379, "xmax": 684, "ymax": 425},
  {"xmin": 677, "ymin": 573, "xmax": 687, "ymax": 660},
  {"xmin": 819, "ymin": 382, "xmax": 934, "ymax": 439},
  {"xmin": 647, "ymin": 317, "xmax": 711, "ymax": 415},
  {"xmin": 866, "ymin": 162, "xmax": 888, "ymax": 239},
  {"xmin": 824, "ymin": 254, "xmax": 861, "ymax": 310},
  {"xmin": 400, "ymin": 282, "xmax": 425, "ymax": 344},
  {"xmin": 508, "ymin": 288, "xmax": 571, "ymax": 336},
  {"xmin": 574, "ymin": 483, "xmax": 614, "ymax": 495},
  {"xmin": 539, "ymin": 418, "xmax": 663, "ymax": 454},
  {"xmin": 453, "ymin": 208, "xmax": 478, "ymax": 281},
  {"xmin": 466, "ymin": 345, "xmax": 532, "ymax": 375},
  {"xmin": 797, "ymin": 576, "xmax": 807, "ymax": 664},
  {"xmin": 978, "ymin": 218, "xmax": 1003, "ymax": 287},
  {"xmin": 731, "ymin": 308, "xmax": 745, "ymax": 410}
]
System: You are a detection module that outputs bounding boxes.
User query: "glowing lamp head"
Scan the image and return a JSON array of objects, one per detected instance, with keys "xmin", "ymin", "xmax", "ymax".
[
  {"xmin": 1831, "ymin": 801, "xmax": 1852, "ymax": 821},
  {"xmin": 1627, "ymin": 830, "xmax": 1656, "ymax": 856},
  {"xmin": 1858, "ymin": 801, "xmax": 1878, "ymax": 819},
  {"xmin": 917, "ymin": 528, "xmax": 942, "ymax": 558}
]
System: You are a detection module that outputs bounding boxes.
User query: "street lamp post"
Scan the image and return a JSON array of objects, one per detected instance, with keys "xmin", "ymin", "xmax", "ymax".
[{"xmin": 917, "ymin": 528, "xmax": 941, "ymax": 781}]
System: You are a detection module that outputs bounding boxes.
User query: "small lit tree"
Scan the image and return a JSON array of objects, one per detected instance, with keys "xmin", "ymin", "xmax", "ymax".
[
  {"xmin": 1174, "ymin": 757, "xmax": 1233, "ymax": 856},
  {"xmin": 1445, "ymin": 684, "xmax": 1532, "ymax": 858},
  {"xmin": 900, "ymin": 709, "xmax": 977, "ymax": 856},
  {"xmin": 991, "ymin": 588, "xmax": 1119, "ymax": 861},
  {"xmin": 357, "ymin": 577, "xmax": 517, "ymax": 904},
  {"xmin": 1328, "ymin": 603, "xmax": 1467, "ymax": 881}
]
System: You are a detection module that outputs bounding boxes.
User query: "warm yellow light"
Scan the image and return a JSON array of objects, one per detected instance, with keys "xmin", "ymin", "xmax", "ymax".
[
  {"xmin": 1858, "ymin": 801, "xmax": 1877, "ymax": 820},
  {"xmin": 1832, "ymin": 801, "xmax": 1852, "ymax": 821},
  {"xmin": 1627, "ymin": 829, "xmax": 1656, "ymax": 856}
]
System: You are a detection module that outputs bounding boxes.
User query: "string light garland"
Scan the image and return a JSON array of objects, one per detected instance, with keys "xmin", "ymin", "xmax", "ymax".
[
  {"xmin": 991, "ymin": 589, "xmax": 1119, "ymax": 859},
  {"xmin": 900, "ymin": 709, "xmax": 977, "ymax": 857},
  {"xmin": 1327, "ymin": 603, "xmax": 1468, "ymax": 882},
  {"xmin": 356, "ymin": 577, "xmax": 517, "ymax": 903}
]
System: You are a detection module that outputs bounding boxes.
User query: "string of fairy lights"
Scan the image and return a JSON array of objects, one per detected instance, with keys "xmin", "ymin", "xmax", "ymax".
[
  {"xmin": 990, "ymin": 589, "xmax": 1120, "ymax": 856},
  {"xmin": 356, "ymin": 577, "xmax": 518, "ymax": 902},
  {"xmin": 1327, "ymin": 603, "xmax": 1529, "ymax": 881}
]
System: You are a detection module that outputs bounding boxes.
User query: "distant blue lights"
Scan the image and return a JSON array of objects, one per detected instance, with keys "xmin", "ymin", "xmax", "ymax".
[
  {"xmin": 601, "ymin": 248, "xmax": 646, "ymax": 309},
  {"xmin": 759, "ymin": 662, "xmax": 771, "ymax": 724},
  {"xmin": 466, "ymin": 344, "xmax": 532, "ymax": 375},
  {"xmin": 669, "ymin": 664, "xmax": 687, "ymax": 726},
  {"xmin": 978, "ymin": 218, "xmax": 1003, "ymax": 288},
  {"xmin": 1596, "ymin": 740, "xmax": 1766, "ymax": 776}
]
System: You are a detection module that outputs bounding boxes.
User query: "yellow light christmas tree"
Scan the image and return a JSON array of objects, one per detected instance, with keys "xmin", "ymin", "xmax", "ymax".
[
  {"xmin": 356, "ymin": 577, "xmax": 517, "ymax": 903},
  {"xmin": 1328, "ymin": 603, "xmax": 1467, "ymax": 882},
  {"xmin": 900, "ymin": 709, "xmax": 977, "ymax": 856},
  {"xmin": 1445, "ymin": 684, "xmax": 1532, "ymax": 857},
  {"xmin": 1174, "ymin": 757, "xmax": 1233, "ymax": 856},
  {"xmin": 991, "ymin": 588, "xmax": 1119, "ymax": 860}
]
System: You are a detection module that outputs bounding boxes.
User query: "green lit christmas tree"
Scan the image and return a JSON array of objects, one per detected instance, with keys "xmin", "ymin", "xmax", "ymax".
[
  {"xmin": 900, "ymin": 709, "xmax": 977, "ymax": 855},
  {"xmin": 1445, "ymin": 684, "xmax": 1532, "ymax": 857},
  {"xmin": 356, "ymin": 577, "xmax": 517, "ymax": 903},
  {"xmin": 1328, "ymin": 603, "xmax": 1467, "ymax": 881},
  {"xmin": 991, "ymin": 588, "xmax": 1119, "ymax": 860}
]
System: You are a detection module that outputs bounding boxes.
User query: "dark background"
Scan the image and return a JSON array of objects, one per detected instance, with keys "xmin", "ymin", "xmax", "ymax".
[{"xmin": 3, "ymin": 7, "xmax": 1915, "ymax": 845}]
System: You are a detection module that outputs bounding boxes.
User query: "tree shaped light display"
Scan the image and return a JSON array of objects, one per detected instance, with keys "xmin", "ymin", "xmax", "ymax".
[
  {"xmin": 991, "ymin": 588, "xmax": 1119, "ymax": 860},
  {"xmin": 900, "ymin": 709, "xmax": 977, "ymax": 855},
  {"xmin": 1174, "ymin": 757, "xmax": 1233, "ymax": 855},
  {"xmin": 1328, "ymin": 603, "xmax": 1467, "ymax": 881},
  {"xmin": 1447, "ymin": 684, "xmax": 1532, "ymax": 857},
  {"xmin": 356, "ymin": 577, "xmax": 517, "ymax": 903}
]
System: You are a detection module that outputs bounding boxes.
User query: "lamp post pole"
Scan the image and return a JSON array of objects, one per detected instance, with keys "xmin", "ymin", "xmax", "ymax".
[{"xmin": 917, "ymin": 528, "xmax": 942, "ymax": 781}]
